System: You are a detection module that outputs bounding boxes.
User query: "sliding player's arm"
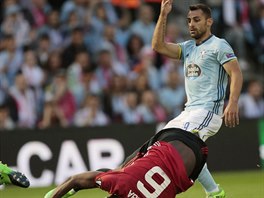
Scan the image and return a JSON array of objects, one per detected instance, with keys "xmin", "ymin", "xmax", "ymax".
[
  {"xmin": 152, "ymin": 0, "xmax": 181, "ymax": 59},
  {"xmin": 222, "ymin": 59, "xmax": 243, "ymax": 128},
  {"xmin": 44, "ymin": 171, "xmax": 101, "ymax": 198}
]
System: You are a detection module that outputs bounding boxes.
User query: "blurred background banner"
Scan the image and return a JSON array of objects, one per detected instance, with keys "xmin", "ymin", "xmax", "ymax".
[
  {"xmin": 0, "ymin": 124, "xmax": 156, "ymax": 187},
  {"xmin": 0, "ymin": 119, "xmax": 262, "ymax": 187}
]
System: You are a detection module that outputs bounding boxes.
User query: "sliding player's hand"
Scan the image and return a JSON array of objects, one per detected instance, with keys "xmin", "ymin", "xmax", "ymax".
[
  {"xmin": 160, "ymin": 0, "xmax": 173, "ymax": 16},
  {"xmin": 222, "ymin": 102, "xmax": 239, "ymax": 128}
]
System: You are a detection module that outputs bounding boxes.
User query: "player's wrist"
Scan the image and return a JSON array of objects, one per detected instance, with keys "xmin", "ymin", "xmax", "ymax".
[
  {"xmin": 160, "ymin": 11, "xmax": 168, "ymax": 18},
  {"xmin": 228, "ymin": 98, "xmax": 239, "ymax": 104}
]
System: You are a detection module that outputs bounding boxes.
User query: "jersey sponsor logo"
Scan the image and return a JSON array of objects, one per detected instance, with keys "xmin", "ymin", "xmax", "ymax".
[{"xmin": 185, "ymin": 63, "xmax": 201, "ymax": 78}]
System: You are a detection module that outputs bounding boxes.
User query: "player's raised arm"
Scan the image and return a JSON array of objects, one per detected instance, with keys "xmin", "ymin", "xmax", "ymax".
[{"xmin": 152, "ymin": 0, "xmax": 181, "ymax": 59}]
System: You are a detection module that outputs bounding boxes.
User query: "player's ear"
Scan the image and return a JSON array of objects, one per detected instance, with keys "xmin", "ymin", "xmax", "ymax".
[{"xmin": 207, "ymin": 17, "xmax": 213, "ymax": 26}]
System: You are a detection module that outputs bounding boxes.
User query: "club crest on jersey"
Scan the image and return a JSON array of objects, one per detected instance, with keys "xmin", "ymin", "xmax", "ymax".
[{"xmin": 185, "ymin": 63, "xmax": 201, "ymax": 78}]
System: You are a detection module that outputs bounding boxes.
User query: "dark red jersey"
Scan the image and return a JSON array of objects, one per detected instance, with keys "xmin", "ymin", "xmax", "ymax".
[{"xmin": 95, "ymin": 141, "xmax": 193, "ymax": 198}]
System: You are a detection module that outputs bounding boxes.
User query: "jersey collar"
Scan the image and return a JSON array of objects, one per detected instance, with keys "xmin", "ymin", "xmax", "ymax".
[{"xmin": 196, "ymin": 34, "xmax": 213, "ymax": 46}]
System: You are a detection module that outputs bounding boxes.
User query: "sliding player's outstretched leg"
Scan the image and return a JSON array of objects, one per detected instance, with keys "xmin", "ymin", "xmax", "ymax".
[{"xmin": 0, "ymin": 162, "xmax": 30, "ymax": 188}]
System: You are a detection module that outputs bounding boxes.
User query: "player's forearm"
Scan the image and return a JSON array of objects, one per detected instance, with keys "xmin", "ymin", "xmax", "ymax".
[
  {"xmin": 152, "ymin": 13, "xmax": 167, "ymax": 52},
  {"xmin": 51, "ymin": 178, "xmax": 76, "ymax": 198},
  {"xmin": 228, "ymin": 69, "xmax": 243, "ymax": 103},
  {"xmin": 152, "ymin": 11, "xmax": 181, "ymax": 59},
  {"xmin": 51, "ymin": 172, "xmax": 100, "ymax": 198}
]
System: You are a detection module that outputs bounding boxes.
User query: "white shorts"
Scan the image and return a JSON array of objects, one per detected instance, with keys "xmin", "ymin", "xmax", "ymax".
[{"xmin": 163, "ymin": 109, "xmax": 223, "ymax": 141}]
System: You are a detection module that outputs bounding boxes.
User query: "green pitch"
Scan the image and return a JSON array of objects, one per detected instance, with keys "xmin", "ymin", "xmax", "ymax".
[{"xmin": 0, "ymin": 170, "xmax": 263, "ymax": 198}]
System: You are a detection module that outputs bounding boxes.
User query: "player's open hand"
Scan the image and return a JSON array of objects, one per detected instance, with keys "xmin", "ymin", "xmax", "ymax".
[
  {"xmin": 160, "ymin": 0, "xmax": 173, "ymax": 16},
  {"xmin": 222, "ymin": 102, "xmax": 239, "ymax": 128}
]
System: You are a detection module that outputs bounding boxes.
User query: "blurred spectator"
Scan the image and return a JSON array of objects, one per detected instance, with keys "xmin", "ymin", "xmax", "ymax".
[
  {"xmin": 115, "ymin": 8, "xmax": 133, "ymax": 47},
  {"xmin": 25, "ymin": 0, "xmax": 51, "ymax": 28},
  {"xmin": 21, "ymin": 49, "xmax": 45, "ymax": 88},
  {"xmin": 91, "ymin": 1, "xmax": 116, "ymax": 36},
  {"xmin": 60, "ymin": 0, "xmax": 89, "ymax": 23},
  {"xmin": 62, "ymin": 26, "xmax": 88, "ymax": 68},
  {"xmin": 158, "ymin": 70, "xmax": 186, "ymax": 119},
  {"xmin": 72, "ymin": 66, "xmax": 102, "ymax": 109},
  {"xmin": 43, "ymin": 50, "xmax": 63, "ymax": 86},
  {"xmin": 132, "ymin": 46, "xmax": 160, "ymax": 90},
  {"xmin": 138, "ymin": 89, "xmax": 167, "ymax": 123},
  {"xmin": 0, "ymin": 34, "xmax": 23, "ymax": 87},
  {"xmin": 98, "ymin": 24, "xmax": 128, "ymax": 64},
  {"xmin": 103, "ymin": 74, "xmax": 127, "ymax": 122},
  {"xmin": 61, "ymin": 10, "xmax": 82, "ymax": 38},
  {"xmin": 239, "ymin": 80, "xmax": 264, "ymax": 119},
  {"xmin": 38, "ymin": 9, "xmax": 63, "ymax": 50},
  {"xmin": 40, "ymin": 70, "xmax": 76, "ymax": 128},
  {"xmin": 165, "ymin": 22, "xmax": 184, "ymax": 45},
  {"xmin": 126, "ymin": 34, "xmax": 145, "ymax": 70},
  {"xmin": 129, "ymin": 4, "xmax": 156, "ymax": 45},
  {"xmin": 21, "ymin": 48, "xmax": 45, "ymax": 117},
  {"xmin": 83, "ymin": 1, "xmax": 117, "ymax": 54},
  {"xmin": 205, "ymin": 0, "xmax": 223, "ymax": 36},
  {"xmin": 74, "ymin": 94, "xmax": 109, "ymax": 127},
  {"xmin": 144, "ymin": 0, "xmax": 162, "ymax": 21},
  {"xmin": 1, "ymin": 4, "xmax": 30, "ymax": 47},
  {"xmin": 0, "ymin": 102, "xmax": 15, "ymax": 130},
  {"xmin": 131, "ymin": 73, "xmax": 151, "ymax": 97},
  {"xmin": 36, "ymin": 33, "xmax": 52, "ymax": 67},
  {"xmin": 0, "ymin": 88, "xmax": 18, "ymax": 123},
  {"xmin": 121, "ymin": 90, "xmax": 141, "ymax": 124},
  {"xmin": 252, "ymin": 5, "xmax": 264, "ymax": 66},
  {"xmin": 95, "ymin": 49, "xmax": 128, "ymax": 92},
  {"xmin": 9, "ymin": 71, "xmax": 37, "ymax": 128},
  {"xmin": 160, "ymin": 59, "xmax": 184, "ymax": 86},
  {"xmin": 67, "ymin": 50, "xmax": 92, "ymax": 107},
  {"xmin": 80, "ymin": 67, "xmax": 102, "ymax": 95},
  {"xmin": 222, "ymin": 0, "xmax": 253, "ymax": 64}
]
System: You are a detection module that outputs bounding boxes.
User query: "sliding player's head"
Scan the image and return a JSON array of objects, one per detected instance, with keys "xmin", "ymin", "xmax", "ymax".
[{"xmin": 187, "ymin": 4, "xmax": 213, "ymax": 40}]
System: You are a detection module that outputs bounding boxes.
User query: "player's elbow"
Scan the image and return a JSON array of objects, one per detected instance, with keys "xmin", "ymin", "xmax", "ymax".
[
  {"xmin": 68, "ymin": 176, "xmax": 79, "ymax": 187},
  {"xmin": 152, "ymin": 41, "xmax": 164, "ymax": 54}
]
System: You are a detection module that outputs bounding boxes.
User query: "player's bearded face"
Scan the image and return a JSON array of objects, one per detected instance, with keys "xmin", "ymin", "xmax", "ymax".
[
  {"xmin": 187, "ymin": 11, "xmax": 209, "ymax": 40},
  {"xmin": 189, "ymin": 21, "xmax": 207, "ymax": 39}
]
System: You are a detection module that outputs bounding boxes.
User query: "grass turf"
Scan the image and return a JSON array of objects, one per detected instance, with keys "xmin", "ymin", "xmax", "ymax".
[{"xmin": 0, "ymin": 170, "xmax": 263, "ymax": 198}]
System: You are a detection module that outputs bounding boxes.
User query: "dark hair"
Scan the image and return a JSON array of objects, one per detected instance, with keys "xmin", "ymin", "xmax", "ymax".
[
  {"xmin": 3, "ymin": 33, "xmax": 14, "ymax": 40},
  {"xmin": 0, "ymin": 102, "xmax": 8, "ymax": 110},
  {"xmin": 189, "ymin": 4, "xmax": 212, "ymax": 18},
  {"xmin": 39, "ymin": 33, "xmax": 50, "ymax": 40}
]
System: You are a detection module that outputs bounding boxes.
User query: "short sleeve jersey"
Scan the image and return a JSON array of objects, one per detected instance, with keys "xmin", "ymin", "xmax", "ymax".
[{"xmin": 178, "ymin": 35, "xmax": 236, "ymax": 115}]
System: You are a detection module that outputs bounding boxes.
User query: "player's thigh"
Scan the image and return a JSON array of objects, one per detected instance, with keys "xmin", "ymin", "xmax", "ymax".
[
  {"xmin": 164, "ymin": 109, "xmax": 222, "ymax": 141},
  {"xmin": 163, "ymin": 110, "xmax": 190, "ymax": 129}
]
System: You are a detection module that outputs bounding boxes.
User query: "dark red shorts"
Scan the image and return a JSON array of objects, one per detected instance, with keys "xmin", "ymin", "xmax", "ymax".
[{"xmin": 95, "ymin": 141, "xmax": 193, "ymax": 198}]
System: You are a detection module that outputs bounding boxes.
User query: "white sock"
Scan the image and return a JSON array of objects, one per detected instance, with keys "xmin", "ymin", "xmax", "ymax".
[{"xmin": 197, "ymin": 164, "xmax": 219, "ymax": 193}]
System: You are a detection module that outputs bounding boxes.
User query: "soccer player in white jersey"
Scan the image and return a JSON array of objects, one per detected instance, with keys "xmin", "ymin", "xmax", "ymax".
[{"xmin": 152, "ymin": 1, "xmax": 243, "ymax": 198}]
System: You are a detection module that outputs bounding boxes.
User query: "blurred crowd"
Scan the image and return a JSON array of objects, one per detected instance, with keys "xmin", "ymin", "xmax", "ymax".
[{"xmin": 0, "ymin": 0, "xmax": 263, "ymax": 130}]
